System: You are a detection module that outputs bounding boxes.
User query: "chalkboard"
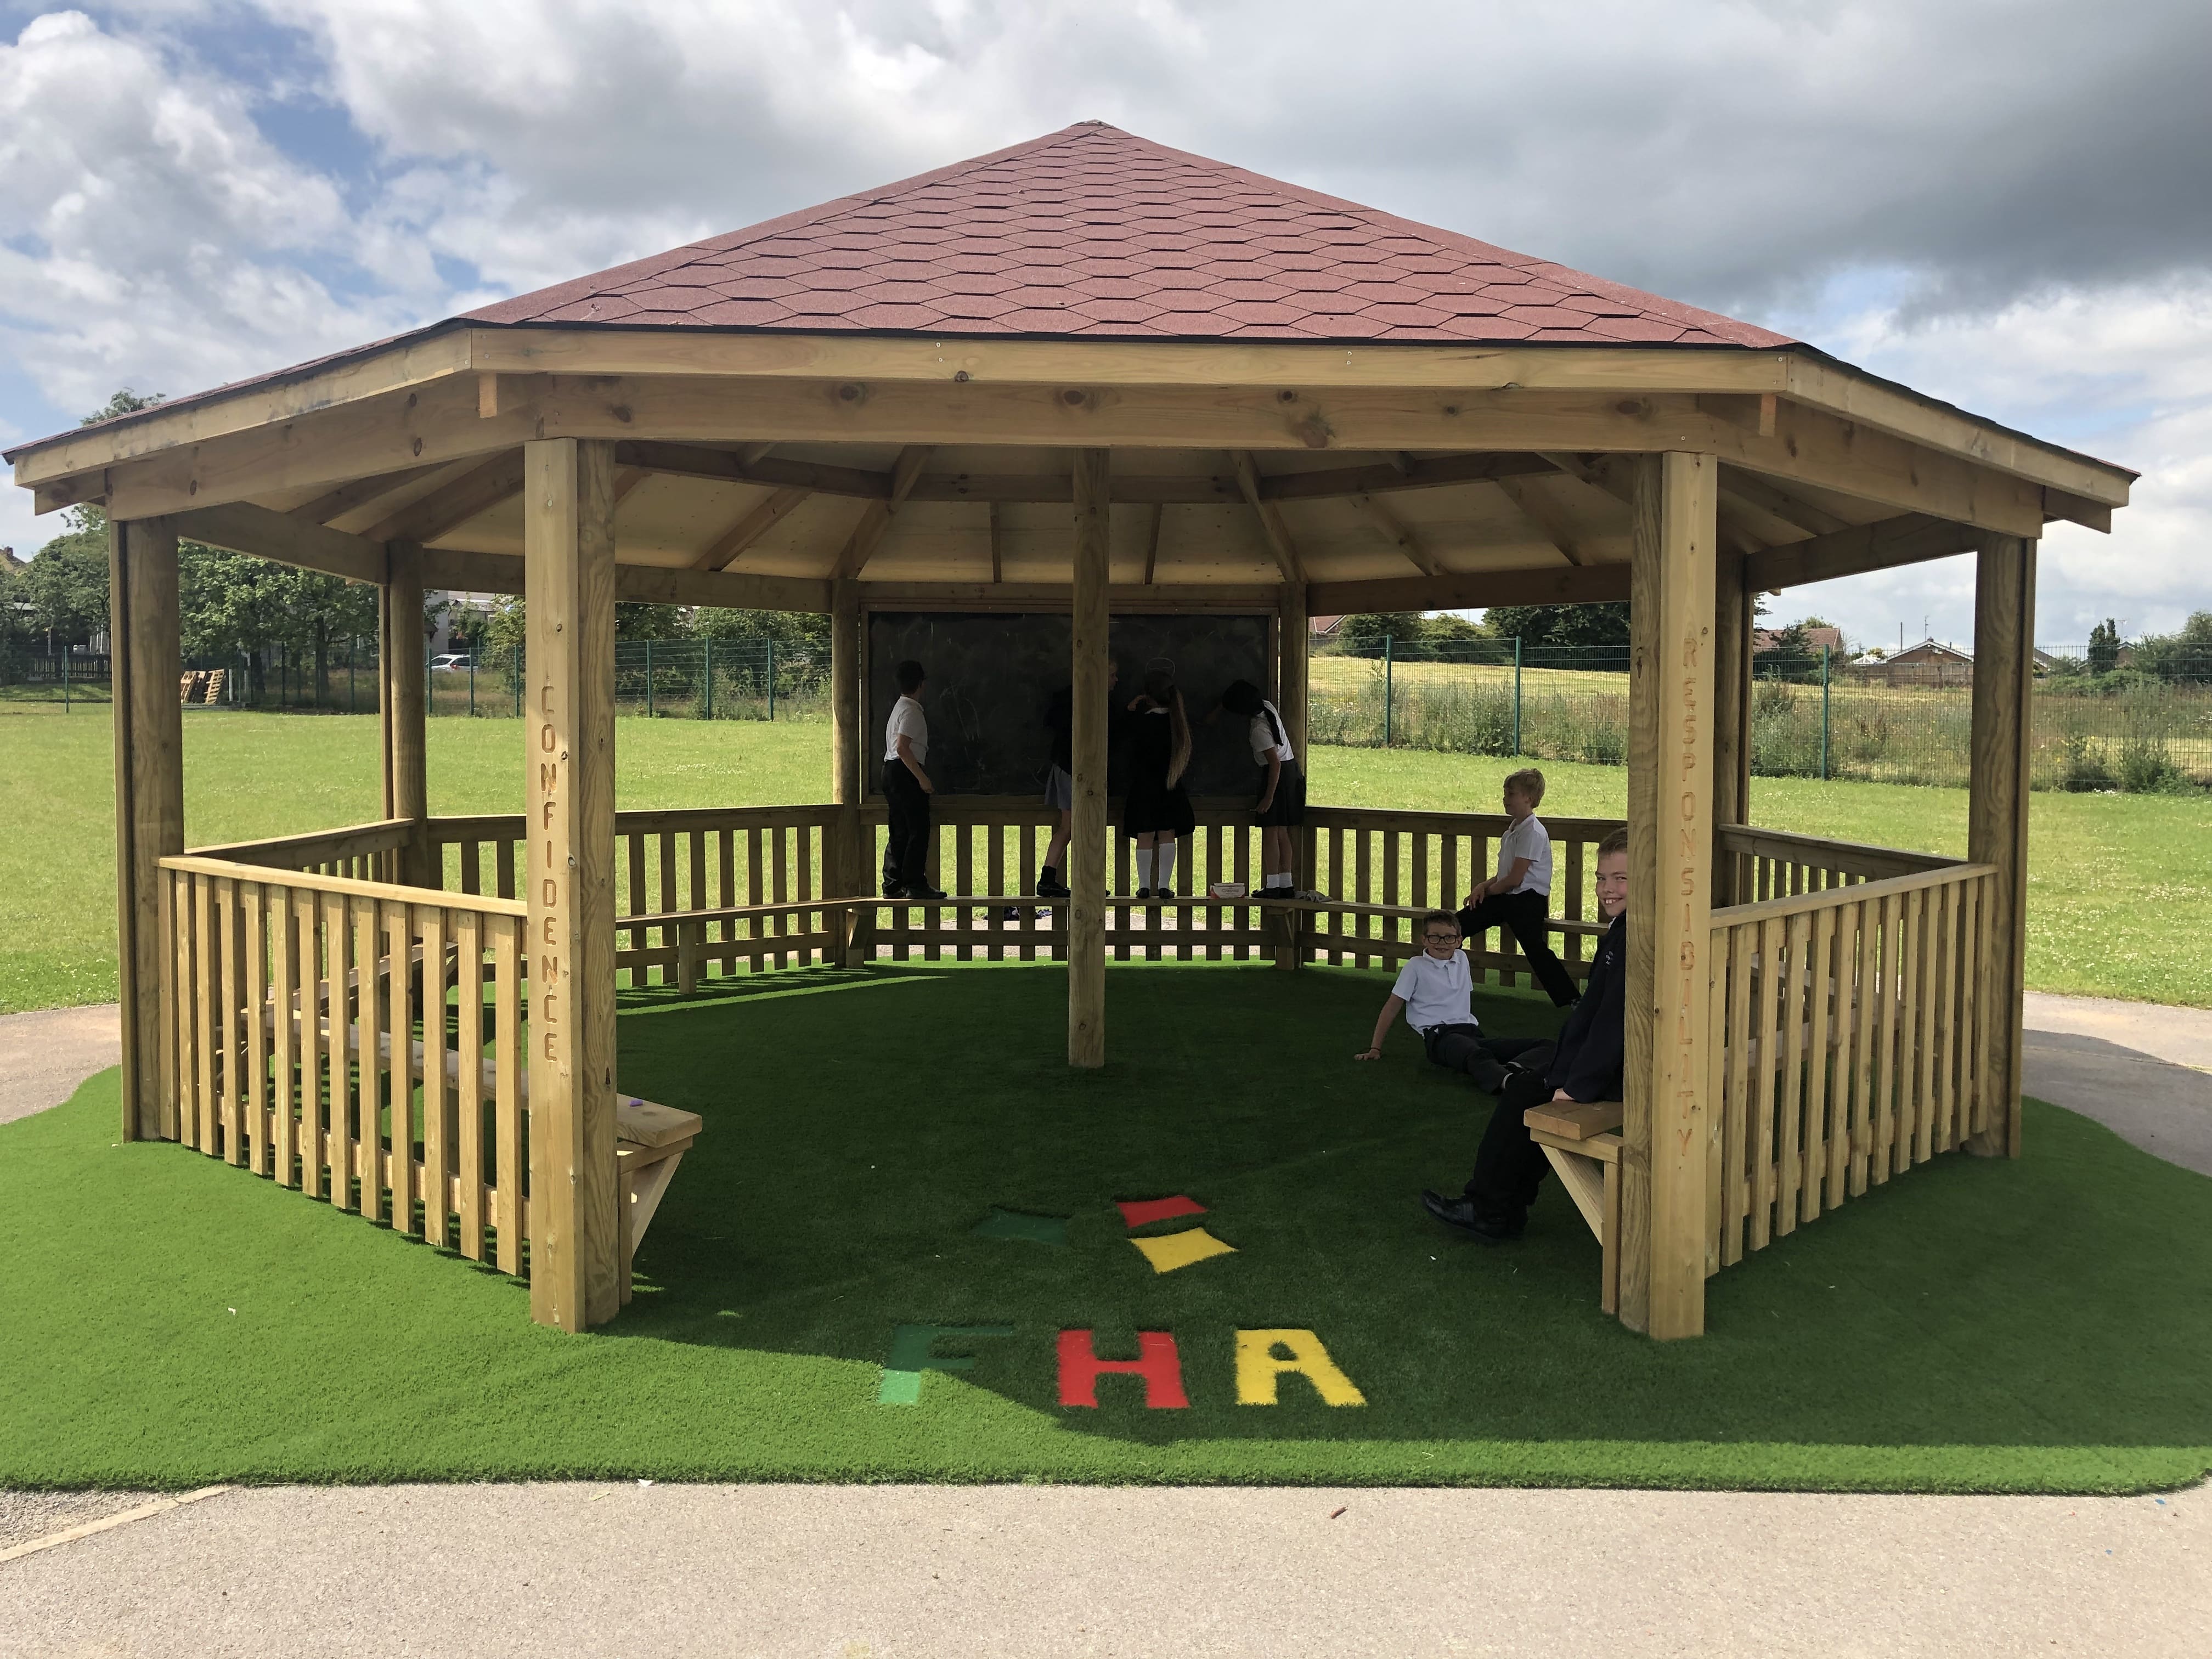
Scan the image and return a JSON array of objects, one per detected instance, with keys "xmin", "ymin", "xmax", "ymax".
[{"xmin": 866, "ymin": 611, "xmax": 1273, "ymax": 798}]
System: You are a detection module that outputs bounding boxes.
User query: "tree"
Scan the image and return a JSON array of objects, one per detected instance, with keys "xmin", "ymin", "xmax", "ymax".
[
  {"xmin": 22, "ymin": 507, "xmax": 110, "ymax": 649},
  {"xmin": 2087, "ymin": 617, "xmax": 2122, "ymax": 674},
  {"xmin": 691, "ymin": 606, "xmax": 831, "ymax": 657},
  {"xmin": 2131, "ymin": 611, "xmax": 2212, "ymax": 685},
  {"xmin": 178, "ymin": 544, "xmax": 379, "ymax": 705},
  {"xmin": 1336, "ymin": 612, "xmax": 1426, "ymax": 653},
  {"xmin": 1481, "ymin": 601, "xmax": 1630, "ymax": 667}
]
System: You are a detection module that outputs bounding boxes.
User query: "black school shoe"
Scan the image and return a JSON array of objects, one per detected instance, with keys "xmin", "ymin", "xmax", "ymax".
[
  {"xmin": 1036, "ymin": 873, "xmax": 1070, "ymax": 898},
  {"xmin": 1421, "ymin": 1190, "xmax": 1520, "ymax": 1243},
  {"xmin": 902, "ymin": 881, "xmax": 947, "ymax": 901}
]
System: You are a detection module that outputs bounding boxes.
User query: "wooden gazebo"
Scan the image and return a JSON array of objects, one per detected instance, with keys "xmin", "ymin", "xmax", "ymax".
[{"xmin": 8, "ymin": 123, "xmax": 2134, "ymax": 1340}]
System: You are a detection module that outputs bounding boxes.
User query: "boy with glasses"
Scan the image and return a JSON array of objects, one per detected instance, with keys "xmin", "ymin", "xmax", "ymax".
[{"xmin": 1355, "ymin": 911, "xmax": 1510, "ymax": 1092}]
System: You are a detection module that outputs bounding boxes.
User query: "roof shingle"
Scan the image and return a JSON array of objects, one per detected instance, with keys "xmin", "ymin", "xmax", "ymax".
[{"xmin": 464, "ymin": 122, "xmax": 1793, "ymax": 351}]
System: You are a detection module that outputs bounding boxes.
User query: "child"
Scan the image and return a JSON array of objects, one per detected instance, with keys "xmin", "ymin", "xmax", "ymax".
[
  {"xmin": 881, "ymin": 659, "xmax": 945, "ymax": 901},
  {"xmin": 1425, "ymin": 828, "xmax": 1630, "ymax": 1242},
  {"xmin": 1036, "ymin": 664, "xmax": 1118, "ymax": 900},
  {"xmin": 1353, "ymin": 911, "xmax": 1508, "ymax": 1091},
  {"xmin": 1218, "ymin": 678, "xmax": 1309, "ymax": 898},
  {"xmin": 1457, "ymin": 767, "xmax": 1578, "ymax": 1007},
  {"xmin": 1122, "ymin": 665, "xmax": 1195, "ymax": 900}
]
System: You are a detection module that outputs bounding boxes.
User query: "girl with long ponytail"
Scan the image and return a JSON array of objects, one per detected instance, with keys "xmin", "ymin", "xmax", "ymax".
[{"xmin": 1219, "ymin": 678, "xmax": 1307, "ymax": 896}]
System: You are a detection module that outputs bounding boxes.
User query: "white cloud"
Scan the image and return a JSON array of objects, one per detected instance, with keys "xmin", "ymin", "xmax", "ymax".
[{"xmin": 4, "ymin": 0, "xmax": 2205, "ymax": 653}]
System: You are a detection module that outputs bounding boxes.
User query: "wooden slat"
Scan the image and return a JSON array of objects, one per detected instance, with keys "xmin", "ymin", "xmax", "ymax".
[
  {"xmin": 352, "ymin": 895, "xmax": 381, "ymax": 1217},
  {"xmin": 192, "ymin": 873, "xmax": 216, "ymax": 1154},
  {"xmin": 1802, "ymin": 905, "xmax": 1835, "ymax": 1224},
  {"xmin": 217, "ymin": 877, "xmax": 243, "ymax": 1164},
  {"xmin": 492, "ymin": 915, "xmax": 522, "ymax": 1273},
  {"xmin": 1912, "ymin": 884, "xmax": 1940, "ymax": 1167},
  {"xmin": 1722, "ymin": 922, "xmax": 1753, "ymax": 1267},
  {"xmin": 272, "ymin": 885, "xmax": 299, "ymax": 1186},
  {"xmin": 1776, "ymin": 911, "xmax": 1808, "ymax": 1237},
  {"xmin": 1870, "ymin": 892, "xmax": 1903, "ymax": 1183},
  {"xmin": 420, "ymin": 902, "xmax": 449, "ymax": 1247},
  {"xmin": 383, "ymin": 900, "xmax": 414, "ymax": 1232},
  {"xmin": 1826, "ymin": 899, "xmax": 1859, "ymax": 1210},
  {"xmin": 1750, "ymin": 916, "xmax": 1779, "ymax": 1251},
  {"xmin": 455, "ymin": 910, "xmax": 486, "ymax": 1261},
  {"xmin": 243, "ymin": 885, "xmax": 269, "ymax": 1175}
]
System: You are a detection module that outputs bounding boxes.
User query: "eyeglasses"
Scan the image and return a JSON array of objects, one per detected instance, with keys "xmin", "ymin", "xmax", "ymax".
[{"xmin": 1423, "ymin": 933, "xmax": 1460, "ymax": 944}]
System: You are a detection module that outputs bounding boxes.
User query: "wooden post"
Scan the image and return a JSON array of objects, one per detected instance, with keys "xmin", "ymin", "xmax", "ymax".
[
  {"xmin": 1276, "ymin": 575, "xmax": 1311, "ymax": 962},
  {"xmin": 109, "ymin": 516, "xmax": 185, "ymax": 1142},
  {"xmin": 1622, "ymin": 452, "xmax": 1717, "ymax": 1339},
  {"xmin": 1069, "ymin": 448, "xmax": 1110, "ymax": 1068},
  {"xmin": 830, "ymin": 577, "xmax": 865, "ymax": 964},
  {"xmin": 1967, "ymin": 535, "xmax": 2034, "ymax": 1158},
  {"xmin": 1710, "ymin": 550, "xmax": 1754, "ymax": 906},
  {"xmin": 380, "ymin": 538, "xmax": 428, "ymax": 885},
  {"xmin": 523, "ymin": 438, "xmax": 621, "ymax": 1330}
]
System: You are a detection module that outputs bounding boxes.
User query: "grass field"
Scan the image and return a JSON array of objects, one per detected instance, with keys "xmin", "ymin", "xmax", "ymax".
[
  {"xmin": 5, "ymin": 708, "xmax": 2210, "ymax": 1011},
  {"xmin": 4, "ymin": 964, "xmax": 2208, "ymax": 1493}
]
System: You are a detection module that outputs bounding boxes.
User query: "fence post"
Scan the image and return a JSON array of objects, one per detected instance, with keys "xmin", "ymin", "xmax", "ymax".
[
  {"xmin": 1820, "ymin": 645, "xmax": 1830, "ymax": 780},
  {"xmin": 646, "ymin": 639, "xmax": 654, "ymax": 718},
  {"xmin": 1511, "ymin": 636, "xmax": 1523, "ymax": 755},
  {"xmin": 469, "ymin": 655, "xmax": 477, "ymax": 718},
  {"xmin": 1382, "ymin": 634, "xmax": 1392, "ymax": 747},
  {"xmin": 60, "ymin": 645, "xmax": 69, "ymax": 710},
  {"xmin": 768, "ymin": 637, "xmax": 777, "ymax": 721},
  {"xmin": 703, "ymin": 636, "xmax": 714, "ymax": 719},
  {"xmin": 348, "ymin": 642, "xmax": 356, "ymax": 715},
  {"xmin": 424, "ymin": 646, "xmax": 431, "ymax": 720}
]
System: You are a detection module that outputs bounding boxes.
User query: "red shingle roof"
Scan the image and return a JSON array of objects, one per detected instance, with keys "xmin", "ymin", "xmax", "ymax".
[{"xmin": 466, "ymin": 122, "xmax": 1793, "ymax": 350}]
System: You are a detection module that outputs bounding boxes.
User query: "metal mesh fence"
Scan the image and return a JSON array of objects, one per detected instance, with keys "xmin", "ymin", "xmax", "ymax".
[{"xmin": 1313, "ymin": 640, "xmax": 2212, "ymax": 791}]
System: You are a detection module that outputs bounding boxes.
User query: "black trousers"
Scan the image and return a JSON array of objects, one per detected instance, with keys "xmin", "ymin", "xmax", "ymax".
[
  {"xmin": 882, "ymin": 761, "xmax": 932, "ymax": 889},
  {"xmin": 1458, "ymin": 888, "xmax": 1580, "ymax": 1007},
  {"xmin": 1461, "ymin": 1037, "xmax": 1558, "ymax": 1232},
  {"xmin": 1422, "ymin": 1024, "xmax": 1505, "ymax": 1092}
]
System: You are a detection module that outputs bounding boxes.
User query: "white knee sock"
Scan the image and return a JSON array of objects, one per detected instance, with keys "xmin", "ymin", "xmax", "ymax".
[
  {"xmin": 1135, "ymin": 848, "xmax": 1154, "ymax": 889},
  {"xmin": 1157, "ymin": 840, "xmax": 1178, "ymax": 891},
  {"xmin": 1266, "ymin": 867, "xmax": 1289, "ymax": 891}
]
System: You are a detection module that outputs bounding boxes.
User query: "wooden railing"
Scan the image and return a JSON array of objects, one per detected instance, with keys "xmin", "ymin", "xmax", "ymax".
[
  {"xmin": 188, "ymin": 819, "xmax": 414, "ymax": 883},
  {"xmin": 416, "ymin": 801, "xmax": 1626, "ymax": 984},
  {"xmin": 1719, "ymin": 825, "xmax": 1960, "ymax": 905},
  {"xmin": 157, "ymin": 854, "xmax": 532, "ymax": 1272},
  {"xmin": 1706, "ymin": 858, "xmax": 1999, "ymax": 1273}
]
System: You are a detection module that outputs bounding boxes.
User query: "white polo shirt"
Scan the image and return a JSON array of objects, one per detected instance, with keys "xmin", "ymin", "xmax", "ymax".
[
  {"xmin": 1497, "ymin": 814, "xmax": 1553, "ymax": 896},
  {"xmin": 884, "ymin": 695, "xmax": 928, "ymax": 765},
  {"xmin": 1390, "ymin": 949, "xmax": 1475, "ymax": 1032},
  {"xmin": 1248, "ymin": 701, "xmax": 1295, "ymax": 764}
]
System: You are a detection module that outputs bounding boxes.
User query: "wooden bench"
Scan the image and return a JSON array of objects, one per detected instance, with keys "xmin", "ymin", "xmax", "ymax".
[
  {"xmin": 251, "ymin": 1003, "xmax": 703, "ymax": 1297},
  {"xmin": 1522, "ymin": 1098, "xmax": 1625, "ymax": 1314}
]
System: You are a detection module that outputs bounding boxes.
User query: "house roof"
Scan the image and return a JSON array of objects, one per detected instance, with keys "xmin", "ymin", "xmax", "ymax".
[{"xmin": 467, "ymin": 122, "xmax": 1793, "ymax": 350}]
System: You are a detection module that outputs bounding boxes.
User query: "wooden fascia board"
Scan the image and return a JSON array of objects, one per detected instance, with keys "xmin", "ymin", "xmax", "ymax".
[
  {"xmin": 1741, "ymin": 512, "xmax": 1977, "ymax": 590},
  {"xmin": 859, "ymin": 582, "xmax": 1280, "ymax": 610},
  {"xmin": 96, "ymin": 371, "xmax": 2049, "ymax": 538},
  {"xmin": 169, "ymin": 501, "xmax": 387, "ymax": 585},
  {"xmin": 1779, "ymin": 354, "xmax": 2132, "ymax": 507},
  {"xmin": 1309, "ymin": 563, "xmax": 1630, "ymax": 614}
]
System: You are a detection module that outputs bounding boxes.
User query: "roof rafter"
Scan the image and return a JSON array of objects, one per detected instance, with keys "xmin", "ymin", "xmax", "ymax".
[{"xmin": 1232, "ymin": 452, "xmax": 1307, "ymax": 585}]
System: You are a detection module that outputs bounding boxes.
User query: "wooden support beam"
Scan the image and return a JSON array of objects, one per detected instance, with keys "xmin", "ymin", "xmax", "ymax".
[
  {"xmin": 288, "ymin": 461, "xmax": 454, "ymax": 527},
  {"xmin": 1696, "ymin": 392, "xmax": 1778, "ymax": 438},
  {"xmin": 108, "ymin": 516, "xmax": 184, "ymax": 1142},
  {"xmin": 1743, "ymin": 512, "xmax": 1976, "ymax": 591},
  {"xmin": 360, "ymin": 449, "xmax": 525, "ymax": 545},
  {"xmin": 1308, "ymin": 562, "xmax": 1628, "ymax": 616},
  {"xmin": 1069, "ymin": 448, "xmax": 1111, "ymax": 1068},
  {"xmin": 829, "ymin": 445, "xmax": 930, "ymax": 579},
  {"xmin": 1140, "ymin": 501, "xmax": 1164, "ymax": 585},
  {"xmin": 1717, "ymin": 468, "xmax": 1849, "ymax": 537},
  {"xmin": 170, "ymin": 501, "xmax": 387, "ymax": 585},
  {"xmin": 689, "ymin": 486, "xmax": 809, "ymax": 571},
  {"xmin": 858, "ymin": 580, "xmax": 1277, "ymax": 610},
  {"xmin": 1233, "ymin": 452, "xmax": 1306, "ymax": 583},
  {"xmin": 523, "ymin": 437, "xmax": 622, "ymax": 1331},
  {"xmin": 830, "ymin": 577, "xmax": 863, "ymax": 961},
  {"xmin": 1492, "ymin": 475, "xmax": 1588, "ymax": 565},
  {"xmin": 380, "ymin": 540, "xmax": 429, "ymax": 887},
  {"xmin": 1967, "ymin": 535, "xmax": 2035, "ymax": 1159},
  {"xmin": 413, "ymin": 545, "xmax": 831, "ymax": 611},
  {"xmin": 990, "ymin": 501, "xmax": 1006, "ymax": 583},
  {"xmin": 616, "ymin": 438, "xmax": 888, "ymax": 500},
  {"xmin": 1622, "ymin": 452, "xmax": 1717, "ymax": 1341},
  {"xmin": 1349, "ymin": 493, "xmax": 1440, "ymax": 576},
  {"xmin": 1711, "ymin": 551, "xmax": 1754, "ymax": 907},
  {"xmin": 2042, "ymin": 486, "xmax": 2112, "ymax": 534},
  {"xmin": 1714, "ymin": 489, "xmax": 1815, "ymax": 549},
  {"xmin": 1278, "ymin": 574, "xmax": 1310, "ymax": 830},
  {"xmin": 1260, "ymin": 452, "xmax": 1559, "ymax": 501}
]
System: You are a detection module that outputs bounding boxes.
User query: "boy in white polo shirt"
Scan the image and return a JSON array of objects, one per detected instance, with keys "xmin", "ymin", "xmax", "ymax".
[
  {"xmin": 1354, "ymin": 911, "xmax": 1508, "ymax": 1091},
  {"xmin": 1457, "ymin": 767, "xmax": 1578, "ymax": 1007},
  {"xmin": 881, "ymin": 658, "xmax": 945, "ymax": 901}
]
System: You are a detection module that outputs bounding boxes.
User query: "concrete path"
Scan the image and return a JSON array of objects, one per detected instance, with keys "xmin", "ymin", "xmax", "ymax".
[{"xmin": 5, "ymin": 995, "xmax": 2209, "ymax": 1655}]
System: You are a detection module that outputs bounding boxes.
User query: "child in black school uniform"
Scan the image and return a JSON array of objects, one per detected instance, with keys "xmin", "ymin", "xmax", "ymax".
[
  {"xmin": 1218, "ymin": 678, "xmax": 1313, "ymax": 898},
  {"xmin": 1122, "ymin": 665, "xmax": 1195, "ymax": 900}
]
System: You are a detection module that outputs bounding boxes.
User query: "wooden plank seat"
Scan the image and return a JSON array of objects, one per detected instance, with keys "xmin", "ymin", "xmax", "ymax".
[
  {"xmin": 1523, "ymin": 1098, "xmax": 1626, "ymax": 1314},
  {"xmin": 250, "ymin": 1002, "xmax": 702, "ymax": 1295}
]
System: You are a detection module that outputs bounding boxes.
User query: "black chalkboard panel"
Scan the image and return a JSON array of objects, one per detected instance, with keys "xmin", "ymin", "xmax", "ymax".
[{"xmin": 866, "ymin": 611, "xmax": 1272, "ymax": 798}]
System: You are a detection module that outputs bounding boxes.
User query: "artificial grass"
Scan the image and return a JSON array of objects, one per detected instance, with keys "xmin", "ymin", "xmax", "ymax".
[
  {"xmin": 8, "ymin": 708, "xmax": 2210, "ymax": 1013},
  {"xmin": 3, "ymin": 962, "xmax": 2208, "ymax": 1493}
]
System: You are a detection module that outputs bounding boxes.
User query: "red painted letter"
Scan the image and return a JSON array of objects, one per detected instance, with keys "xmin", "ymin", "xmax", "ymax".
[{"xmin": 1056, "ymin": 1330, "xmax": 1188, "ymax": 1409}]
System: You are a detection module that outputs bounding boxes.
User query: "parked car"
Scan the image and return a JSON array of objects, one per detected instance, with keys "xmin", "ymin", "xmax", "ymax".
[{"xmin": 429, "ymin": 653, "xmax": 474, "ymax": 672}]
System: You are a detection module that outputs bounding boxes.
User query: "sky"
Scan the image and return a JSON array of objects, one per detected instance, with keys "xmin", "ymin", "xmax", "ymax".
[{"xmin": 2, "ymin": 0, "xmax": 2207, "ymax": 653}]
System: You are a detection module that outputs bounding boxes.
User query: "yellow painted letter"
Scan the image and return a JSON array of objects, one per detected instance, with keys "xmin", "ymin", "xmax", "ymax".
[{"xmin": 1234, "ymin": 1329, "xmax": 1366, "ymax": 1407}]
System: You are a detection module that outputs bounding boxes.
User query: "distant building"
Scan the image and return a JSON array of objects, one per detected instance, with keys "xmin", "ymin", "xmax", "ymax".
[
  {"xmin": 1846, "ymin": 638, "xmax": 1975, "ymax": 687},
  {"xmin": 1308, "ymin": 614, "xmax": 1344, "ymax": 641}
]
